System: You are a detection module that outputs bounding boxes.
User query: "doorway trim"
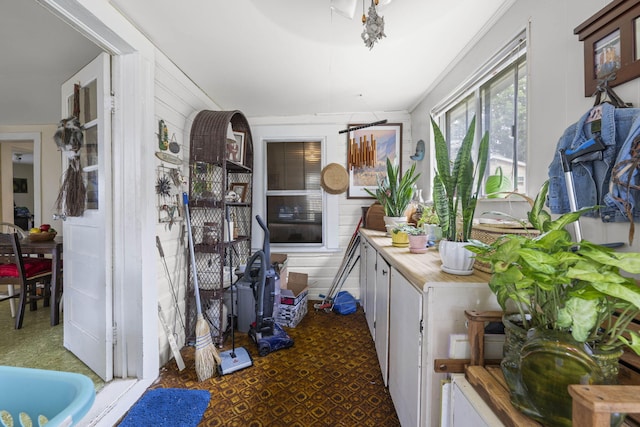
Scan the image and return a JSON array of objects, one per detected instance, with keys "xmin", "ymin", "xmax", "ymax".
[
  {"xmin": 38, "ymin": 1, "xmax": 159, "ymax": 425},
  {"xmin": 0, "ymin": 132, "xmax": 41, "ymax": 227}
]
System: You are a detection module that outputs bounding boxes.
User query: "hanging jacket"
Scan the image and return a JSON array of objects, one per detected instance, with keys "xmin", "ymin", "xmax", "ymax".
[{"xmin": 547, "ymin": 102, "xmax": 640, "ymax": 223}]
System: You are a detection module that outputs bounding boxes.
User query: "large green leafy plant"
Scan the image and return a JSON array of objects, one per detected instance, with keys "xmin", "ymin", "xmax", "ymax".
[
  {"xmin": 365, "ymin": 158, "xmax": 420, "ymax": 217},
  {"xmin": 466, "ymin": 180, "xmax": 640, "ymax": 355},
  {"xmin": 432, "ymin": 116, "xmax": 489, "ymax": 242}
]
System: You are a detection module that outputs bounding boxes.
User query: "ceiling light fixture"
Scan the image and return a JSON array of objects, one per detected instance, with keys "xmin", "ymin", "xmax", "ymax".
[{"xmin": 361, "ymin": 0, "xmax": 386, "ymax": 50}]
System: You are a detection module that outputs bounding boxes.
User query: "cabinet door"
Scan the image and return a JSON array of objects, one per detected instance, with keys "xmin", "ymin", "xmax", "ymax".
[
  {"xmin": 364, "ymin": 240, "xmax": 377, "ymax": 338},
  {"xmin": 375, "ymin": 252, "xmax": 390, "ymax": 386},
  {"xmin": 359, "ymin": 239, "xmax": 367, "ymax": 312},
  {"xmin": 389, "ymin": 268, "xmax": 422, "ymax": 427}
]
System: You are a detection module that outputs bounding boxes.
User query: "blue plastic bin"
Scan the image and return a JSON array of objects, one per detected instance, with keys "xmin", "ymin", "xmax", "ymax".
[{"xmin": 0, "ymin": 366, "xmax": 95, "ymax": 426}]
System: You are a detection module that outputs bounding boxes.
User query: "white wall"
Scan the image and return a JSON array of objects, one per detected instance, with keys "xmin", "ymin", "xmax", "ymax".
[
  {"xmin": 0, "ymin": 125, "xmax": 59, "ymax": 229},
  {"xmin": 153, "ymin": 51, "xmax": 220, "ymax": 366},
  {"xmin": 12, "ymin": 162, "xmax": 34, "ymax": 213},
  {"xmin": 411, "ymin": 0, "xmax": 640, "ymax": 253},
  {"xmin": 250, "ymin": 112, "xmax": 412, "ymax": 300}
]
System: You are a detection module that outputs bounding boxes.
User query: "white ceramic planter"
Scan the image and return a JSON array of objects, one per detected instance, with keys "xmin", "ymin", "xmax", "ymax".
[
  {"xmin": 439, "ymin": 240, "xmax": 475, "ymax": 275},
  {"xmin": 383, "ymin": 216, "xmax": 407, "ymax": 236}
]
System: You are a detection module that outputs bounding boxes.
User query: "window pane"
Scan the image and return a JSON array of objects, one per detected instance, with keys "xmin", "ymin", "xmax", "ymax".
[
  {"xmin": 446, "ymin": 95, "xmax": 474, "ymax": 161},
  {"xmin": 485, "ymin": 67, "xmax": 516, "ymax": 188},
  {"xmin": 83, "ymin": 126, "xmax": 99, "ymax": 209},
  {"xmin": 481, "ymin": 58, "xmax": 527, "ymax": 193},
  {"xmin": 516, "ymin": 61, "xmax": 528, "ymax": 191},
  {"xmin": 267, "ymin": 141, "xmax": 321, "ymax": 190},
  {"xmin": 266, "ymin": 195, "xmax": 322, "ymax": 243}
]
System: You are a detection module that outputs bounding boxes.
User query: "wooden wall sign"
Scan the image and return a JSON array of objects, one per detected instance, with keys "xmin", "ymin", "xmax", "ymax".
[{"xmin": 575, "ymin": 0, "xmax": 640, "ymax": 96}]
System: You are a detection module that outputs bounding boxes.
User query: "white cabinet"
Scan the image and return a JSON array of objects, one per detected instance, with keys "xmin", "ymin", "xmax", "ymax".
[
  {"xmin": 445, "ymin": 374, "xmax": 504, "ymax": 427},
  {"xmin": 359, "ymin": 229, "xmax": 501, "ymax": 427},
  {"xmin": 360, "ymin": 238, "xmax": 377, "ymax": 338},
  {"xmin": 375, "ymin": 252, "xmax": 391, "ymax": 386},
  {"xmin": 421, "ymin": 283, "xmax": 499, "ymax": 427},
  {"xmin": 389, "ymin": 268, "xmax": 422, "ymax": 427}
]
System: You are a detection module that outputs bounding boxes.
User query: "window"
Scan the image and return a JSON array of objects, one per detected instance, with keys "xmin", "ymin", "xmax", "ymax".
[
  {"xmin": 435, "ymin": 30, "xmax": 527, "ymax": 194},
  {"xmin": 266, "ymin": 140, "xmax": 323, "ymax": 244}
]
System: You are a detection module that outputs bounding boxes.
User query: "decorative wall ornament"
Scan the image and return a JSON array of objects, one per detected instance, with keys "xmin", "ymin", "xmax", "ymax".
[
  {"xmin": 361, "ymin": 0, "xmax": 386, "ymax": 50},
  {"xmin": 54, "ymin": 83, "xmax": 86, "ymax": 217}
]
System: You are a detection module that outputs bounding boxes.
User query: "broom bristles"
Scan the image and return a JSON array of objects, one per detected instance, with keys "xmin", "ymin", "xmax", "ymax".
[{"xmin": 195, "ymin": 314, "xmax": 221, "ymax": 381}]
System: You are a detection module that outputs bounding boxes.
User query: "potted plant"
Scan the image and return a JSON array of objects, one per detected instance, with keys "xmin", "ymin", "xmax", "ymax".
[
  {"xmin": 432, "ymin": 116, "xmax": 489, "ymax": 274},
  {"xmin": 417, "ymin": 204, "xmax": 442, "ymax": 248},
  {"xmin": 466, "ymin": 180, "xmax": 640, "ymax": 426},
  {"xmin": 390, "ymin": 223, "xmax": 410, "ymax": 248},
  {"xmin": 394, "ymin": 223, "xmax": 429, "ymax": 253},
  {"xmin": 365, "ymin": 158, "xmax": 421, "ymax": 235}
]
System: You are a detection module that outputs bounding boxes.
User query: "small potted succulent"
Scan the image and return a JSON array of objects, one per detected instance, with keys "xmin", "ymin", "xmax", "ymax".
[
  {"xmin": 390, "ymin": 223, "xmax": 410, "ymax": 248},
  {"xmin": 393, "ymin": 223, "xmax": 429, "ymax": 253}
]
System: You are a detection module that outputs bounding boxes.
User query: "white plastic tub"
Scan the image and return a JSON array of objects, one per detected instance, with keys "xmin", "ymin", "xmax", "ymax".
[{"xmin": 0, "ymin": 366, "xmax": 95, "ymax": 427}]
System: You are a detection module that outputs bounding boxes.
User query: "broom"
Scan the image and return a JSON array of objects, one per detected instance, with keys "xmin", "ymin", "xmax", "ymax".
[{"xmin": 183, "ymin": 192, "xmax": 221, "ymax": 381}]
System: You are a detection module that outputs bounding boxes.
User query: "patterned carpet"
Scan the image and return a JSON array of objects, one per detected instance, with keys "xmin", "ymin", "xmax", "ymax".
[{"xmin": 145, "ymin": 302, "xmax": 400, "ymax": 427}]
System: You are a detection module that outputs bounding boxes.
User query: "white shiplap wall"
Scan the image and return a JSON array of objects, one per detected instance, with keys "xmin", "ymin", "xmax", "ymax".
[
  {"xmin": 152, "ymin": 58, "xmax": 417, "ymax": 365},
  {"xmin": 154, "ymin": 50, "xmax": 220, "ymax": 367},
  {"xmin": 249, "ymin": 112, "xmax": 414, "ymax": 302}
]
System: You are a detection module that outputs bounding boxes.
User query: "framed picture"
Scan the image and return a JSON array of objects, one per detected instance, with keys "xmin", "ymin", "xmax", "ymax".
[
  {"xmin": 230, "ymin": 182, "xmax": 248, "ymax": 202},
  {"xmin": 226, "ymin": 131, "xmax": 245, "ymax": 164},
  {"xmin": 575, "ymin": 1, "xmax": 640, "ymax": 96},
  {"xmin": 13, "ymin": 178, "xmax": 27, "ymax": 193},
  {"xmin": 347, "ymin": 123, "xmax": 402, "ymax": 199}
]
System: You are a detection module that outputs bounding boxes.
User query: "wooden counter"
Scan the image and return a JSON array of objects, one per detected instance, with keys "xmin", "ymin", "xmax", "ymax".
[{"xmin": 359, "ymin": 228, "xmax": 491, "ymax": 291}]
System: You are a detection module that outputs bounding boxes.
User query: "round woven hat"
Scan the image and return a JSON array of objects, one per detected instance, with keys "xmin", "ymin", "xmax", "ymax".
[{"xmin": 321, "ymin": 163, "xmax": 349, "ymax": 194}]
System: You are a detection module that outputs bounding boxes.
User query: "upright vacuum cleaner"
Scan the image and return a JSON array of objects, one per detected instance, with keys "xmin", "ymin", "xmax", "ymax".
[
  {"xmin": 218, "ymin": 207, "xmax": 253, "ymax": 375},
  {"xmin": 244, "ymin": 215, "xmax": 294, "ymax": 356}
]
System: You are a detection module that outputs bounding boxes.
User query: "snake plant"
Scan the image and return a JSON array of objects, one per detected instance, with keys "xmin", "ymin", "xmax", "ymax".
[
  {"xmin": 365, "ymin": 158, "xmax": 420, "ymax": 218},
  {"xmin": 432, "ymin": 116, "xmax": 489, "ymax": 242}
]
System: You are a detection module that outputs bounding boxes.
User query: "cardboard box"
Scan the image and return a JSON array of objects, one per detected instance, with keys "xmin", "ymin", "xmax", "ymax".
[
  {"xmin": 277, "ymin": 298, "xmax": 307, "ymax": 328},
  {"xmin": 280, "ymin": 272, "xmax": 309, "ymax": 305},
  {"xmin": 276, "ymin": 271, "xmax": 308, "ymax": 328},
  {"xmin": 271, "ymin": 253, "xmax": 288, "ymax": 289}
]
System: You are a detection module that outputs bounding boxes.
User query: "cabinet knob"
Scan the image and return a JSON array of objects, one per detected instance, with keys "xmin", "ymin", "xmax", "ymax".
[{"xmin": 382, "ymin": 269, "xmax": 388, "ymax": 275}]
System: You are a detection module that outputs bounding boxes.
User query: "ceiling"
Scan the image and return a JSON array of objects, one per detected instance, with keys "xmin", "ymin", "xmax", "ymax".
[{"xmin": 1, "ymin": 0, "xmax": 512, "ymax": 126}]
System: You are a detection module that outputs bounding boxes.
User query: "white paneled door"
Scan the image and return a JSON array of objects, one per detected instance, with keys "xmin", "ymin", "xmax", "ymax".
[{"xmin": 61, "ymin": 52, "xmax": 113, "ymax": 381}]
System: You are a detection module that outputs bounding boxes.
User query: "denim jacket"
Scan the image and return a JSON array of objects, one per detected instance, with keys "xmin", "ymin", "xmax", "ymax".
[{"xmin": 547, "ymin": 103, "xmax": 640, "ymax": 222}]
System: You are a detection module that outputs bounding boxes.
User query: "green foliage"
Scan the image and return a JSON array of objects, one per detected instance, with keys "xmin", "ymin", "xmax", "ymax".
[
  {"xmin": 466, "ymin": 180, "xmax": 640, "ymax": 355},
  {"xmin": 393, "ymin": 223, "xmax": 426, "ymax": 236},
  {"xmin": 417, "ymin": 204, "xmax": 439, "ymax": 227},
  {"xmin": 432, "ymin": 116, "xmax": 489, "ymax": 242},
  {"xmin": 365, "ymin": 158, "xmax": 421, "ymax": 218}
]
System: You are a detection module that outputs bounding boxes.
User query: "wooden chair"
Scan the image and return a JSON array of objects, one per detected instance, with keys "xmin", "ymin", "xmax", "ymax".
[
  {"xmin": 0, "ymin": 223, "xmax": 28, "ymax": 317},
  {"xmin": 0, "ymin": 232, "xmax": 53, "ymax": 329}
]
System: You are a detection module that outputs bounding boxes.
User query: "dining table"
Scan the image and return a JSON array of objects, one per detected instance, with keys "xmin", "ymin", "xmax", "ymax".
[{"xmin": 17, "ymin": 235, "xmax": 63, "ymax": 326}]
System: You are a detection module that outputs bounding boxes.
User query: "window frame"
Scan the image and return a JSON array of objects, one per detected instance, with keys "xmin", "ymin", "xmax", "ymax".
[
  {"xmin": 263, "ymin": 137, "xmax": 331, "ymax": 251},
  {"xmin": 433, "ymin": 29, "xmax": 528, "ymax": 196}
]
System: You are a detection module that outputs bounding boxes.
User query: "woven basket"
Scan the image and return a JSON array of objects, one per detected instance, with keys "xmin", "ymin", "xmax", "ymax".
[{"xmin": 471, "ymin": 223, "xmax": 539, "ymax": 273}]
